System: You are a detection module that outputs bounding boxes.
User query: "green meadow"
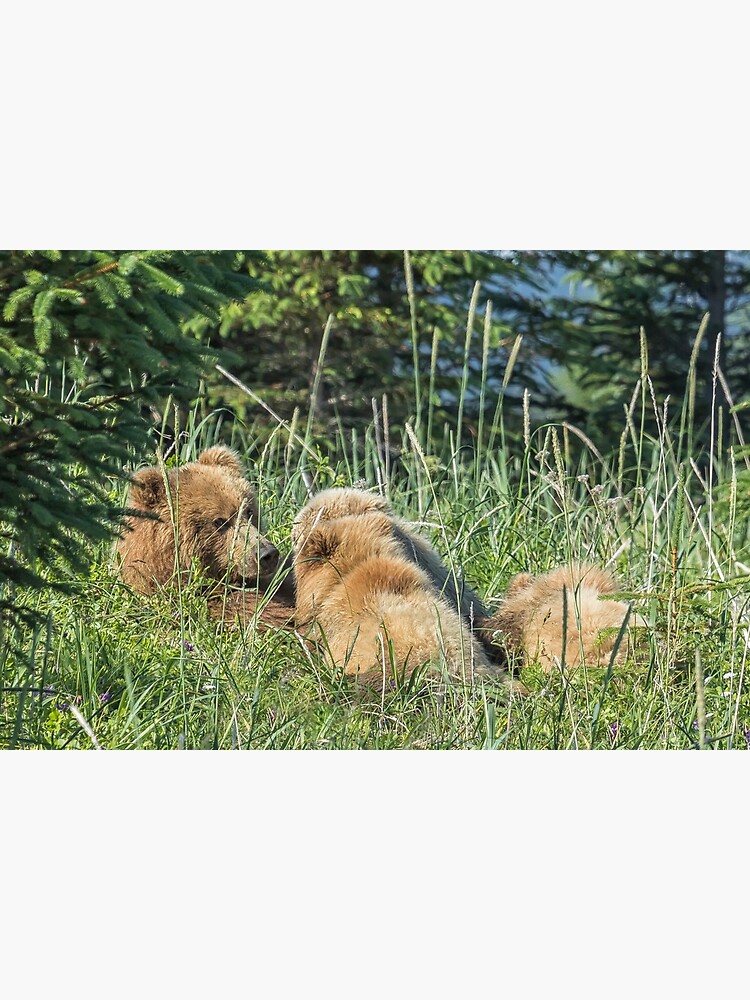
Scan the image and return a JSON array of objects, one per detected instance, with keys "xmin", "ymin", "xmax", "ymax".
[{"xmin": 3, "ymin": 317, "xmax": 749, "ymax": 751}]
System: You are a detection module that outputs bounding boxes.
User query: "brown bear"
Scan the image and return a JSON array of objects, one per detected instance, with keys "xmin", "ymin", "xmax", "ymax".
[
  {"xmin": 291, "ymin": 488, "xmax": 513, "ymax": 687},
  {"xmin": 294, "ymin": 487, "xmax": 490, "ymax": 620},
  {"xmin": 484, "ymin": 561, "xmax": 635, "ymax": 671},
  {"xmin": 115, "ymin": 446, "xmax": 295, "ymax": 628}
]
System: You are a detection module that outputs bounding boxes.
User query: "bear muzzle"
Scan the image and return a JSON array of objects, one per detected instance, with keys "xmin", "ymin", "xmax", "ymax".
[
  {"xmin": 255, "ymin": 539, "xmax": 280, "ymax": 581},
  {"xmin": 225, "ymin": 535, "xmax": 280, "ymax": 586}
]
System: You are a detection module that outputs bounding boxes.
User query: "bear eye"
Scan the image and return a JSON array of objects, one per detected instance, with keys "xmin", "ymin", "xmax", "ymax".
[{"xmin": 213, "ymin": 517, "xmax": 231, "ymax": 532}]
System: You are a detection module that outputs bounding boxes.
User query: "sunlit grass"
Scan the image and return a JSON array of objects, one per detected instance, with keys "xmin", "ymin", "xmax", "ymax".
[{"xmin": 2, "ymin": 311, "xmax": 749, "ymax": 749}]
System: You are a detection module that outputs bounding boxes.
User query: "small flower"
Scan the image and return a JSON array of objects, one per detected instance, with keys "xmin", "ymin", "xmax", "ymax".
[
  {"xmin": 693, "ymin": 720, "xmax": 700, "ymax": 730},
  {"xmin": 743, "ymin": 726, "xmax": 750, "ymax": 750},
  {"xmin": 56, "ymin": 701, "xmax": 69, "ymax": 711},
  {"xmin": 608, "ymin": 720, "xmax": 620, "ymax": 743},
  {"xmin": 99, "ymin": 691, "xmax": 112, "ymax": 705},
  {"xmin": 183, "ymin": 640, "xmax": 195, "ymax": 653}
]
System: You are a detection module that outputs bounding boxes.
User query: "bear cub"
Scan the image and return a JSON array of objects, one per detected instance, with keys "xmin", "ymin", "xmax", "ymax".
[
  {"xmin": 116, "ymin": 446, "xmax": 294, "ymax": 627},
  {"xmin": 292, "ymin": 488, "xmax": 508, "ymax": 686},
  {"xmin": 487, "ymin": 562, "xmax": 634, "ymax": 671}
]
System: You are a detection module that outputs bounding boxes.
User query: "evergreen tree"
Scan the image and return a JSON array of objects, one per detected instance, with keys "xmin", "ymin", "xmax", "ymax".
[
  {"xmin": 547, "ymin": 251, "xmax": 750, "ymax": 444},
  {"xmin": 0, "ymin": 250, "xmax": 256, "ymax": 623}
]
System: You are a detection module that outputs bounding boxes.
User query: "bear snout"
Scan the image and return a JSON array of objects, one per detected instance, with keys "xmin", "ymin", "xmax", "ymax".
[
  {"xmin": 227, "ymin": 535, "xmax": 279, "ymax": 584},
  {"xmin": 257, "ymin": 539, "xmax": 279, "ymax": 578}
]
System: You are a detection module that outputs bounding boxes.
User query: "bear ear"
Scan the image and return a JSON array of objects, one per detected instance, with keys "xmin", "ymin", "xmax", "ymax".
[
  {"xmin": 301, "ymin": 525, "xmax": 341, "ymax": 562},
  {"xmin": 197, "ymin": 446, "xmax": 244, "ymax": 475},
  {"xmin": 131, "ymin": 467, "xmax": 167, "ymax": 509}
]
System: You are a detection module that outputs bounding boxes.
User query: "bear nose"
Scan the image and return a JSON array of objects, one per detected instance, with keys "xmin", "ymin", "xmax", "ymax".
[{"xmin": 259, "ymin": 540, "xmax": 279, "ymax": 574}]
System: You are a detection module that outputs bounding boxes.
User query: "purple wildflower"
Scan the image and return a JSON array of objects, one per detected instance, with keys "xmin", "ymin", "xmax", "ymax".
[
  {"xmin": 56, "ymin": 701, "xmax": 69, "ymax": 711},
  {"xmin": 608, "ymin": 721, "xmax": 620, "ymax": 743},
  {"xmin": 183, "ymin": 640, "xmax": 195, "ymax": 653},
  {"xmin": 99, "ymin": 691, "xmax": 112, "ymax": 705},
  {"xmin": 743, "ymin": 725, "xmax": 750, "ymax": 750}
]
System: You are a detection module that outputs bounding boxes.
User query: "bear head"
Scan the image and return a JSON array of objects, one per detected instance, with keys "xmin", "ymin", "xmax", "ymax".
[
  {"xmin": 116, "ymin": 445, "xmax": 279, "ymax": 594},
  {"xmin": 291, "ymin": 487, "xmax": 391, "ymax": 547}
]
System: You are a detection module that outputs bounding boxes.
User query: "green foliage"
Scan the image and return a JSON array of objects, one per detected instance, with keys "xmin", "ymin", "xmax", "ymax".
[
  {"xmin": 0, "ymin": 250, "xmax": 258, "ymax": 622},
  {"xmin": 3, "ymin": 389, "xmax": 749, "ymax": 749},
  {"xmin": 546, "ymin": 251, "xmax": 750, "ymax": 444},
  {"xmin": 4, "ymin": 249, "xmax": 750, "ymax": 749},
  {"xmin": 193, "ymin": 250, "xmax": 750, "ymax": 458},
  {"xmin": 199, "ymin": 250, "xmax": 553, "ymax": 442}
]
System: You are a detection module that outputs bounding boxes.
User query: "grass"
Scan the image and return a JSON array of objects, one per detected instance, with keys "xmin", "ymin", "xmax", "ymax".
[{"xmin": 2, "ymin": 314, "xmax": 750, "ymax": 750}]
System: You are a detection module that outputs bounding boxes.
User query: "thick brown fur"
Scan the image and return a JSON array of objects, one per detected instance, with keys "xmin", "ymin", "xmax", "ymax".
[
  {"xmin": 295, "ymin": 488, "xmax": 490, "ymax": 615},
  {"xmin": 116, "ymin": 446, "xmax": 294, "ymax": 629},
  {"xmin": 485, "ymin": 562, "xmax": 634, "ymax": 671},
  {"xmin": 292, "ymin": 489, "xmax": 511, "ymax": 687}
]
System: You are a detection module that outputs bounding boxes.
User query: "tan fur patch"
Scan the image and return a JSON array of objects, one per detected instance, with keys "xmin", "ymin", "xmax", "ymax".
[
  {"xmin": 487, "ymin": 561, "xmax": 634, "ymax": 670},
  {"xmin": 293, "ymin": 488, "xmax": 489, "ymax": 620},
  {"xmin": 293, "ymin": 499, "xmax": 498, "ymax": 686}
]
